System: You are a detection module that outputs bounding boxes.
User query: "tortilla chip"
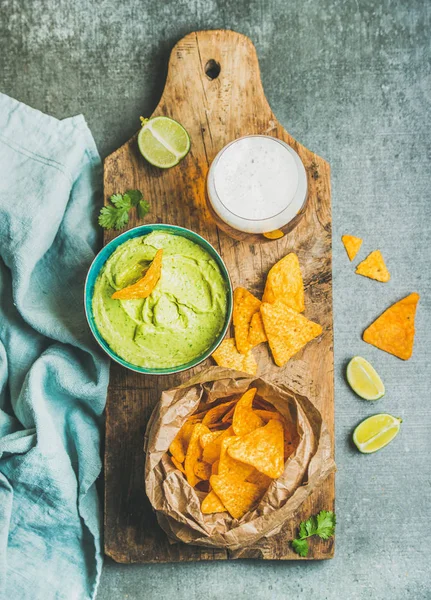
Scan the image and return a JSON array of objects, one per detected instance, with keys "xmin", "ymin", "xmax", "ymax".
[
  {"xmin": 200, "ymin": 430, "xmax": 222, "ymax": 449},
  {"xmin": 211, "ymin": 460, "xmax": 219, "ymax": 475},
  {"xmin": 202, "ymin": 401, "xmax": 236, "ymax": 426},
  {"xmin": 253, "ymin": 409, "xmax": 284, "ymax": 422},
  {"xmin": 169, "ymin": 434, "xmax": 185, "ymax": 464},
  {"xmin": 194, "ymin": 459, "xmax": 212, "ymax": 481},
  {"xmin": 202, "ymin": 426, "xmax": 234, "ymax": 464},
  {"xmin": 201, "ymin": 490, "xmax": 227, "ymax": 514},
  {"xmin": 363, "ymin": 292, "xmax": 419, "ymax": 360},
  {"xmin": 342, "ymin": 235, "xmax": 363, "ymax": 261},
  {"xmin": 356, "ymin": 250, "xmax": 390, "ymax": 282},
  {"xmin": 210, "ymin": 474, "xmax": 261, "ymax": 519},
  {"xmin": 262, "ymin": 253, "xmax": 305, "ymax": 312},
  {"xmin": 260, "ymin": 300, "xmax": 322, "ymax": 366},
  {"xmin": 232, "ymin": 388, "xmax": 264, "ymax": 436},
  {"xmin": 112, "ymin": 248, "xmax": 163, "ymax": 299},
  {"xmin": 248, "ymin": 311, "xmax": 268, "ymax": 348},
  {"xmin": 263, "ymin": 229, "xmax": 284, "ymax": 240},
  {"xmin": 218, "ymin": 437, "xmax": 254, "ymax": 480},
  {"xmin": 227, "ymin": 419, "xmax": 285, "ymax": 479},
  {"xmin": 246, "ymin": 469, "xmax": 273, "ymax": 496},
  {"xmin": 253, "ymin": 410, "xmax": 296, "ymax": 457},
  {"xmin": 180, "ymin": 421, "xmax": 198, "ymax": 448},
  {"xmin": 184, "ymin": 423, "xmax": 208, "ymax": 487},
  {"xmin": 221, "ymin": 405, "xmax": 235, "ymax": 423},
  {"xmin": 171, "ymin": 456, "xmax": 186, "ymax": 474},
  {"xmin": 252, "ymin": 397, "xmax": 276, "ymax": 412},
  {"xmin": 212, "ymin": 338, "xmax": 257, "ymax": 376},
  {"xmin": 233, "ymin": 287, "xmax": 261, "ymax": 354}
]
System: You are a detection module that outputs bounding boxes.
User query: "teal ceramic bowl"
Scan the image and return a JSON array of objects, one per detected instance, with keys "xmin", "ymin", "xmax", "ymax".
[{"xmin": 84, "ymin": 224, "xmax": 233, "ymax": 375}]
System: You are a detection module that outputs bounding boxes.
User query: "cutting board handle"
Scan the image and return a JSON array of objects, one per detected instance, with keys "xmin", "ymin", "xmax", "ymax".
[{"xmin": 155, "ymin": 30, "xmax": 275, "ymax": 146}]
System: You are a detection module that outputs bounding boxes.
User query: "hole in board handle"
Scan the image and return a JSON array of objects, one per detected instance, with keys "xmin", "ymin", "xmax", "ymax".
[{"xmin": 205, "ymin": 59, "xmax": 221, "ymax": 80}]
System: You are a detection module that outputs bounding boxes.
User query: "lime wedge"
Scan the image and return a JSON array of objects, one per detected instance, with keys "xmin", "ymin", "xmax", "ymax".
[
  {"xmin": 353, "ymin": 414, "xmax": 402, "ymax": 454},
  {"xmin": 346, "ymin": 356, "xmax": 385, "ymax": 400},
  {"xmin": 138, "ymin": 116, "xmax": 190, "ymax": 169}
]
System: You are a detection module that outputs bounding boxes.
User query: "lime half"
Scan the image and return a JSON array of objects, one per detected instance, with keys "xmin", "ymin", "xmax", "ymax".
[
  {"xmin": 346, "ymin": 356, "xmax": 385, "ymax": 401},
  {"xmin": 353, "ymin": 413, "xmax": 402, "ymax": 454},
  {"xmin": 138, "ymin": 116, "xmax": 190, "ymax": 169}
]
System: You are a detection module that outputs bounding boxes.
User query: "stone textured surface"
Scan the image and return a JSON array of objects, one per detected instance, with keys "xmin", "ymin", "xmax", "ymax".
[{"xmin": 1, "ymin": 1, "xmax": 430, "ymax": 599}]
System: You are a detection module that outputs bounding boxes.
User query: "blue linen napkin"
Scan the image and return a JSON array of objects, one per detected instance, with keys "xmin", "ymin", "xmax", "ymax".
[{"xmin": 0, "ymin": 94, "xmax": 109, "ymax": 600}]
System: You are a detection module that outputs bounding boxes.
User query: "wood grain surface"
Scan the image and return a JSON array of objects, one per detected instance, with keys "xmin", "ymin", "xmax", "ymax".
[{"xmin": 103, "ymin": 29, "xmax": 334, "ymax": 563}]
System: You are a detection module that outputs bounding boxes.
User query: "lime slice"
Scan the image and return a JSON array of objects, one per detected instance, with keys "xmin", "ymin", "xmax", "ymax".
[
  {"xmin": 353, "ymin": 414, "xmax": 402, "ymax": 454},
  {"xmin": 138, "ymin": 116, "xmax": 190, "ymax": 169},
  {"xmin": 346, "ymin": 356, "xmax": 385, "ymax": 400}
]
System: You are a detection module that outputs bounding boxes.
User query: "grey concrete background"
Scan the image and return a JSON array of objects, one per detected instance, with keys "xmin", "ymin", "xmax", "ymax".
[{"xmin": 1, "ymin": 0, "xmax": 430, "ymax": 598}]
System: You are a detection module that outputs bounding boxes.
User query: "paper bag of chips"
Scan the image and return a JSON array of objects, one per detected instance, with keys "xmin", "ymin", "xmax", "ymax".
[{"xmin": 144, "ymin": 367, "xmax": 336, "ymax": 553}]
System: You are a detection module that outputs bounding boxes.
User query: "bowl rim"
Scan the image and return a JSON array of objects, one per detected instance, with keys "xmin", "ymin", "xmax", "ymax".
[{"xmin": 84, "ymin": 224, "xmax": 233, "ymax": 375}]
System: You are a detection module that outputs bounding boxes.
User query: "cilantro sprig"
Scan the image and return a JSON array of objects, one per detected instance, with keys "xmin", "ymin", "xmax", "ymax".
[
  {"xmin": 291, "ymin": 510, "xmax": 336, "ymax": 557},
  {"xmin": 98, "ymin": 190, "xmax": 150, "ymax": 230}
]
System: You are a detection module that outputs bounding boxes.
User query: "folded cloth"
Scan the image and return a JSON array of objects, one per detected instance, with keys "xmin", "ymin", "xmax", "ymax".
[{"xmin": 0, "ymin": 94, "xmax": 109, "ymax": 600}]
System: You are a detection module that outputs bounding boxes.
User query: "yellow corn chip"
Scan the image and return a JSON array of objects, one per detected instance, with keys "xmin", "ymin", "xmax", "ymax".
[
  {"xmin": 210, "ymin": 474, "xmax": 261, "ymax": 519},
  {"xmin": 221, "ymin": 405, "xmax": 235, "ymax": 423},
  {"xmin": 184, "ymin": 423, "xmax": 208, "ymax": 487},
  {"xmin": 112, "ymin": 249, "xmax": 163, "ymax": 299},
  {"xmin": 180, "ymin": 421, "xmax": 199, "ymax": 449},
  {"xmin": 233, "ymin": 287, "xmax": 262, "ymax": 354},
  {"xmin": 227, "ymin": 419, "xmax": 285, "ymax": 479},
  {"xmin": 253, "ymin": 409, "xmax": 284, "ymax": 422},
  {"xmin": 260, "ymin": 300, "xmax": 322, "ymax": 367},
  {"xmin": 211, "ymin": 460, "xmax": 219, "ymax": 475},
  {"xmin": 232, "ymin": 388, "xmax": 264, "ymax": 436},
  {"xmin": 355, "ymin": 250, "xmax": 390, "ymax": 282},
  {"xmin": 248, "ymin": 311, "xmax": 267, "ymax": 348},
  {"xmin": 363, "ymin": 292, "xmax": 419, "ymax": 360},
  {"xmin": 262, "ymin": 253, "xmax": 305, "ymax": 312},
  {"xmin": 202, "ymin": 401, "xmax": 236, "ymax": 426},
  {"xmin": 202, "ymin": 426, "xmax": 234, "ymax": 464},
  {"xmin": 342, "ymin": 235, "xmax": 363, "ymax": 261},
  {"xmin": 170, "ymin": 456, "xmax": 186, "ymax": 474},
  {"xmin": 201, "ymin": 490, "xmax": 227, "ymax": 514},
  {"xmin": 246, "ymin": 469, "xmax": 274, "ymax": 496},
  {"xmin": 194, "ymin": 459, "xmax": 212, "ymax": 481},
  {"xmin": 169, "ymin": 434, "xmax": 185, "ymax": 464},
  {"xmin": 200, "ymin": 430, "xmax": 222, "ymax": 449},
  {"xmin": 263, "ymin": 229, "xmax": 284, "ymax": 240},
  {"xmin": 253, "ymin": 397, "xmax": 276, "ymax": 411},
  {"xmin": 218, "ymin": 437, "xmax": 254, "ymax": 480},
  {"xmin": 212, "ymin": 338, "xmax": 257, "ymax": 376},
  {"xmin": 253, "ymin": 410, "xmax": 296, "ymax": 458}
]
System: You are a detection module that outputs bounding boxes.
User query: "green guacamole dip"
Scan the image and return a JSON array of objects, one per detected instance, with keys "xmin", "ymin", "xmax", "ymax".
[{"xmin": 92, "ymin": 231, "xmax": 228, "ymax": 369}]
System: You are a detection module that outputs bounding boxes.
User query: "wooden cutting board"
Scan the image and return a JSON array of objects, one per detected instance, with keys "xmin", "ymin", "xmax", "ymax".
[{"xmin": 103, "ymin": 29, "xmax": 334, "ymax": 562}]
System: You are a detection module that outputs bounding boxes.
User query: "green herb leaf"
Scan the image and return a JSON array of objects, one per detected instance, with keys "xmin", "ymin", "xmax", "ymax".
[
  {"xmin": 292, "ymin": 510, "xmax": 336, "ymax": 557},
  {"xmin": 98, "ymin": 190, "xmax": 145, "ymax": 230},
  {"xmin": 138, "ymin": 199, "xmax": 150, "ymax": 219},
  {"xmin": 292, "ymin": 538, "xmax": 309, "ymax": 557},
  {"xmin": 98, "ymin": 206, "xmax": 121, "ymax": 229},
  {"xmin": 110, "ymin": 193, "xmax": 129, "ymax": 209},
  {"xmin": 315, "ymin": 510, "xmax": 336, "ymax": 540},
  {"xmin": 303, "ymin": 516, "xmax": 318, "ymax": 537},
  {"xmin": 125, "ymin": 189, "xmax": 143, "ymax": 207},
  {"xmin": 113, "ymin": 208, "xmax": 129, "ymax": 230},
  {"xmin": 299, "ymin": 521, "xmax": 309, "ymax": 539}
]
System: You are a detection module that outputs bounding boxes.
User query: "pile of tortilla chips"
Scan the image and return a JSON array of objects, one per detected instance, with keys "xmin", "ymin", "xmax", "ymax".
[
  {"xmin": 341, "ymin": 235, "xmax": 390, "ymax": 282},
  {"xmin": 212, "ymin": 253, "xmax": 322, "ymax": 371},
  {"xmin": 342, "ymin": 235, "xmax": 420, "ymax": 359},
  {"xmin": 168, "ymin": 387, "xmax": 297, "ymax": 519}
]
